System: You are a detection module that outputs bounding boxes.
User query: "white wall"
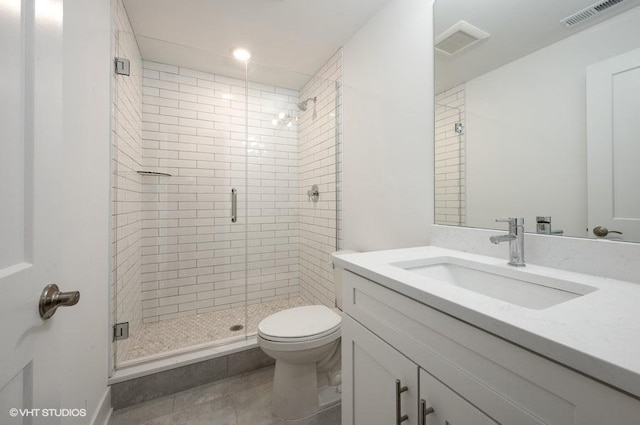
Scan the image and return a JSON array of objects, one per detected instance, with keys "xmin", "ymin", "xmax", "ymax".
[
  {"xmin": 62, "ymin": 0, "xmax": 111, "ymax": 420},
  {"xmin": 342, "ymin": 0, "xmax": 434, "ymax": 252},
  {"xmin": 465, "ymin": 7, "xmax": 640, "ymax": 236}
]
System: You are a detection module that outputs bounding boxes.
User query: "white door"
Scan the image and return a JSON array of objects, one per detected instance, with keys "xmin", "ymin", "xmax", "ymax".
[
  {"xmin": 587, "ymin": 49, "xmax": 640, "ymax": 241},
  {"xmin": 0, "ymin": 0, "xmax": 92, "ymax": 423},
  {"xmin": 342, "ymin": 316, "xmax": 419, "ymax": 425}
]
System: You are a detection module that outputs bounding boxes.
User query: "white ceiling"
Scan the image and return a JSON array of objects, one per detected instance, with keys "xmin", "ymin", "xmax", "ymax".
[
  {"xmin": 122, "ymin": 0, "xmax": 390, "ymax": 89},
  {"xmin": 435, "ymin": 0, "xmax": 640, "ymax": 93}
]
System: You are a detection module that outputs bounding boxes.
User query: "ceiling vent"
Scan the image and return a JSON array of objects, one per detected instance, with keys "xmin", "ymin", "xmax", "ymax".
[
  {"xmin": 435, "ymin": 21, "xmax": 490, "ymax": 56},
  {"xmin": 561, "ymin": 0, "xmax": 625, "ymax": 27}
]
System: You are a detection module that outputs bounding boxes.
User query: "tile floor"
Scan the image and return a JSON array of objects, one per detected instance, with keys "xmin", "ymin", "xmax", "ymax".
[
  {"xmin": 108, "ymin": 366, "xmax": 341, "ymax": 425},
  {"xmin": 122, "ymin": 297, "xmax": 310, "ymax": 361}
]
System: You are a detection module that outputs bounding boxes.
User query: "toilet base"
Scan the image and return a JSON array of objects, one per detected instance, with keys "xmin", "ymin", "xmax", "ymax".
[
  {"xmin": 318, "ymin": 384, "xmax": 341, "ymax": 410},
  {"xmin": 272, "ymin": 360, "xmax": 319, "ymax": 420}
]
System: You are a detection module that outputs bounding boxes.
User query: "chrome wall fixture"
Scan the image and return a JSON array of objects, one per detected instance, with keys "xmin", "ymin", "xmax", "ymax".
[
  {"xmin": 136, "ymin": 170, "xmax": 172, "ymax": 177},
  {"xmin": 536, "ymin": 216, "xmax": 563, "ymax": 235},
  {"xmin": 307, "ymin": 184, "xmax": 319, "ymax": 202},
  {"xmin": 114, "ymin": 322, "xmax": 129, "ymax": 341},
  {"xmin": 114, "ymin": 57, "xmax": 130, "ymax": 76},
  {"xmin": 298, "ymin": 96, "xmax": 318, "ymax": 120},
  {"xmin": 298, "ymin": 96, "xmax": 317, "ymax": 111}
]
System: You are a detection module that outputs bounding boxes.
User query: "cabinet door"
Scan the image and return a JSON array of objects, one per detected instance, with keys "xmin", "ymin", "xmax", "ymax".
[
  {"xmin": 343, "ymin": 315, "xmax": 419, "ymax": 425},
  {"xmin": 420, "ymin": 369, "xmax": 498, "ymax": 425}
]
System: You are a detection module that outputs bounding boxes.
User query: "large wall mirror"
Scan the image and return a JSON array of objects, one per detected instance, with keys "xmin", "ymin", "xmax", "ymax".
[{"xmin": 434, "ymin": 0, "xmax": 640, "ymax": 242}]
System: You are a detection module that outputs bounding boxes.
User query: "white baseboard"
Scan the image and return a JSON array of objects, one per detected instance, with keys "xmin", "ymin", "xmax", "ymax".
[{"xmin": 90, "ymin": 387, "xmax": 112, "ymax": 425}]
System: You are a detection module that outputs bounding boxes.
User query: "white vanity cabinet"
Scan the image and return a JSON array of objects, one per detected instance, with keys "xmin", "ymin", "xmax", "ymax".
[
  {"xmin": 341, "ymin": 270, "xmax": 640, "ymax": 425},
  {"xmin": 419, "ymin": 369, "xmax": 502, "ymax": 425},
  {"xmin": 342, "ymin": 316, "xmax": 418, "ymax": 425}
]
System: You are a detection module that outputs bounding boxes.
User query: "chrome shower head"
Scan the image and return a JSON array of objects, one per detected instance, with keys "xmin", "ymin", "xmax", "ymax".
[{"xmin": 298, "ymin": 97, "xmax": 317, "ymax": 112}]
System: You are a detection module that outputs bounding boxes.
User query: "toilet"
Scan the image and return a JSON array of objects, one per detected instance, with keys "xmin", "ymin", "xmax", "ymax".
[{"xmin": 257, "ymin": 250, "xmax": 354, "ymax": 420}]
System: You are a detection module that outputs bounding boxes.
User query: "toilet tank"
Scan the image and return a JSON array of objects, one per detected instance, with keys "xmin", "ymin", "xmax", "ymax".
[{"xmin": 332, "ymin": 250, "xmax": 357, "ymax": 310}]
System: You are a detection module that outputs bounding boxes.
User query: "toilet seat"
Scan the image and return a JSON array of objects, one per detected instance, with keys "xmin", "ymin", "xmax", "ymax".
[
  {"xmin": 258, "ymin": 327, "xmax": 340, "ymax": 352},
  {"xmin": 258, "ymin": 305, "xmax": 341, "ymax": 346}
]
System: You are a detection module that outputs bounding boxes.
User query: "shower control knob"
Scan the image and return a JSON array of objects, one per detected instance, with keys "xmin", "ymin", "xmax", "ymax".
[
  {"xmin": 39, "ymin": 284, "xmax": 80, "ymax": 320},
  {"xmin": 307, "ymin": 184, "xmax": 320, "ymax": 202}
]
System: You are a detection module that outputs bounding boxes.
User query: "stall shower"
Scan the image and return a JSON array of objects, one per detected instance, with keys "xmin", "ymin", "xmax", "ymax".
[{"xmin": 111, "ymin": 0, "xmax": 342, "ymax": 370}]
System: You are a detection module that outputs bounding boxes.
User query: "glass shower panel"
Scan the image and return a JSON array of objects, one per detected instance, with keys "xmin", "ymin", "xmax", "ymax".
[
  {"xmin": 112, "ymin": 40, "xmax": 251, "ymax": 366},
  {"xmin": 294, "ymin": 61, "xmax": 342, "ymax": 308},
  {"xmin": 244, "ymin": 58, "xmax": 342, "ymax": 328},
  {"xmin": 112, "ymin": 23, "xmax": 145, "ymax": 368},
  {"xmin": 243, "ymin": 64, "xmax": 309, "ymax": 333}
]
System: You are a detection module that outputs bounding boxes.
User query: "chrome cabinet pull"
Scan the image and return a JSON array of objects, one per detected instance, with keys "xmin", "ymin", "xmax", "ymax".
[
  {"xmin": 39, "ymin": 284, "xmax": 80, "ymax": 320},
  {"xmin": 231, "ymin": 188, "xmax": 237, "ymax": 223},
  {"xmin": 395, "ymin": 379, "xmax": 409, "ymax": 425},
  {"xmin": 419, "ymin": 399, "xmax": 435, "ymax": 425}
]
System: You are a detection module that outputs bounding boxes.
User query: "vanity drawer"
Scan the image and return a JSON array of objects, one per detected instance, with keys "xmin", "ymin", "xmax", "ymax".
[{"xmin": 343, "ymin": 270, "xmax": 640, "ymax": 425}]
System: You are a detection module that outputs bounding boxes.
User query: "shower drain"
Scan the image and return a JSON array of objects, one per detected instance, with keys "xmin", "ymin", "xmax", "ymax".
[{"xmin": 229, "ymin": 324, "xmax": 244, "ymax": 332}]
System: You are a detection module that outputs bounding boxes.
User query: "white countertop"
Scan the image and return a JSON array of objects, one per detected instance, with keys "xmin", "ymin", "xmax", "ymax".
[{"xmin": 333, "ymin": 246, "xmax": 640, "ymax": 399}]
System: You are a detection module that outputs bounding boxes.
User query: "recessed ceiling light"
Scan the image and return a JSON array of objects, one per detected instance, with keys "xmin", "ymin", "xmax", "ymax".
[{"xmin": 232, "ymin": 48, "xmax": 251, "ymax": 61}]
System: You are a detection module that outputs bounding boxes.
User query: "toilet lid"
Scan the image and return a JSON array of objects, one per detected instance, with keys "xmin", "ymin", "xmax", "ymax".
[{"xmin": 258, "ymin": 305, "xmax": 341, "ymax": 341}]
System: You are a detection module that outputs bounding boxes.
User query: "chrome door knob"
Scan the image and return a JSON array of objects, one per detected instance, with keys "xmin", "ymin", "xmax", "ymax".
[
  {"xmin": 593, "ymin": 226, "xmax": 623, "ymax": 238},
  {"xmin": 39, "ymin": 284, "xmax": 80, "ymax": 320}
]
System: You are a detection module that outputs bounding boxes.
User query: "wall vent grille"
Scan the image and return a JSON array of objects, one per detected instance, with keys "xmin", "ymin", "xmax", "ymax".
[{"xmin": 561, "ymin": 0, "xmax": 625, "ymax": 27}]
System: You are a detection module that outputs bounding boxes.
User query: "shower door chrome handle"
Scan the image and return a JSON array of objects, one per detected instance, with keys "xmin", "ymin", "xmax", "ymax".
[{"xmin": 231, "ymin": 188, "xmax": 237, "ymax": 223}]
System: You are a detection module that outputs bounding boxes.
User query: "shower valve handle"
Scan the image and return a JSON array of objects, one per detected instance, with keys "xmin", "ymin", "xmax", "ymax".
[{"xmin": 307, "ymin": 184, "xmax": 319, "ymax": 202}]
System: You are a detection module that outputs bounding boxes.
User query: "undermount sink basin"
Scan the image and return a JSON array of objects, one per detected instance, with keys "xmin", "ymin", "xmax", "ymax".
[{"xmin": 390, "ymin": 257, "xmax": 597, "ymax": 309}]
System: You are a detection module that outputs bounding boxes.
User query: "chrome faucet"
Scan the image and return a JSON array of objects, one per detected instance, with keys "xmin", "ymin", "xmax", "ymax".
[{"xmin": 490, "ymin": 218, "xmax": 525, "ymax": 267}]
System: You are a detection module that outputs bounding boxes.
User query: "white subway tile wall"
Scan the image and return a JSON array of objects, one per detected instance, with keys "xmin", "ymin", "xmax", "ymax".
[
  {"xmin": 298, "ymin": 49, "xmax": 343, "ymax": 307},
  {"xmin": 111, "ymin": 0, "xmax": 144, "ymax": 366},
  {"xmin": 139, "ymin": 62, "xmax": 304, "ymax": 322},
  {"xmin": 434, "ymin": 84, "xmax": 466, "ymax": 226}
]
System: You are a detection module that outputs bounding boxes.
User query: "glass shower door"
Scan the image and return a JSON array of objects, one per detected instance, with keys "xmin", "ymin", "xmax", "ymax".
[
  {"xmin": 243, "ymin": 63, "xmax": 310, "ymax": 335},
  {"xmin": 112, "ymin": 38, "xmax": 251, "ymax": 367}
]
